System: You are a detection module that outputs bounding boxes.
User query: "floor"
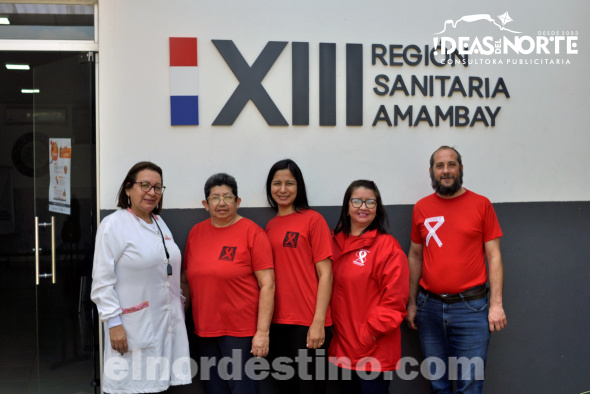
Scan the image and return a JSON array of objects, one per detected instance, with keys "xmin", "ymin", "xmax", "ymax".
[{"xmin": 0, "ymin": 257, "xmax": 97, "ymax": 394}]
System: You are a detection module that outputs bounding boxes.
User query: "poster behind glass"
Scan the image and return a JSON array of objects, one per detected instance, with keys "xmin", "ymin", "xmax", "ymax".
[{"xmin": 48, "ymin": 138, "xmax": 71, "ymax": 215}]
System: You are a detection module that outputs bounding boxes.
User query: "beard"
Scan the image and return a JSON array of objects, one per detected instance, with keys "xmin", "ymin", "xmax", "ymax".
[{"xmin": 431, "ymin": 169, "xmax": 463, "ymax": 196}]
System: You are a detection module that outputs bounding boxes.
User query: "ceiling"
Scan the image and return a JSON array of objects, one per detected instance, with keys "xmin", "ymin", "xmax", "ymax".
[{"xmin": 0, "ymin": 51, "xmax": 80, "ymax": 104}]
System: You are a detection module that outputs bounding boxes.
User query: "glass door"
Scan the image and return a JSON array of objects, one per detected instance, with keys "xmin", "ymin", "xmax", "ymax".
[
  {"xmin": 33, "ymin": 52, "xmax": 98, "ymax": 393},
  {"xmin": 0, "ymin": 51, "xmax": 98, "ymax": 393}
]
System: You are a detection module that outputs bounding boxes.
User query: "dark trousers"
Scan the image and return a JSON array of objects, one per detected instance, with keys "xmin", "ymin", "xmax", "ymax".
[
  {"xmin": 196, "ymin": 335, "xmax": 259, "ymax": 394},
  {"xmin": 338, "ymin": 368, "xmax": 390, "ymax": 394},
  {"xmin": 268, "ymin": 323, "xmax": 333, "ymax": 394}
]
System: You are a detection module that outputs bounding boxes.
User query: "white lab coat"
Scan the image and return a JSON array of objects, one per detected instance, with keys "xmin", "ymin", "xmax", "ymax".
[{"xmin": 91, "ymin": 209, "xmax": 191, "ymax": 393}]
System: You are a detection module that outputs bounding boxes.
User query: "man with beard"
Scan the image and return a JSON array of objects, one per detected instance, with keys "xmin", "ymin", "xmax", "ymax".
[{"xmin": 406, "ymin": 146, "xmax": 507, "ymax": 394}]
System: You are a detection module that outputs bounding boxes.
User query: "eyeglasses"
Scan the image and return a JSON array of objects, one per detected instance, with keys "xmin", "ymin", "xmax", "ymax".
[
  {"xmin": 207, "ymin": 195, "xmax": 236, "ymax": 204},
  {"xmin": 134, "ymin": 181, "xmax": 165, "ymax": 194},
  {"xmin": 350, "ymin": 198, "xmax": 377, "ymax": 209}
]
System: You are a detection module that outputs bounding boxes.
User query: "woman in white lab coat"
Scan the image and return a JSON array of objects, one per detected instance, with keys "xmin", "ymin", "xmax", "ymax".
[{"xmin": 91, "ymin": 161, "xmax": 190, "ymax": 393}]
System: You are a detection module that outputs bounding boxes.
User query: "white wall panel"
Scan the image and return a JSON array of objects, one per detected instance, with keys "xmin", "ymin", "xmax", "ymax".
[{"xmin": 98, "ymin": 0, "xmax": 590, "ymax": 208}]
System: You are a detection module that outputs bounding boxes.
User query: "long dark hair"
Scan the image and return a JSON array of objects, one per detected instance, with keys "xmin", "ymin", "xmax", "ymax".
[
  {"xmin": 116, "ymin": 161, "xmax": 163, "ymax": 215},
  {"xmin": 333, "ymin": 180, "xmax": 389, "ymax": 236},
  {"xmin": 265, "ymin": 159, "xmax": 310, "ymax": 212}
]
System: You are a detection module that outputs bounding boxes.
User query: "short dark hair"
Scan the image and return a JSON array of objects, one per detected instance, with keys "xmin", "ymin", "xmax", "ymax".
[
  {"xmin": 117, "ymin": 161, "xmax": 163, "ymax": 215},
  {"xmin": 430, "ymin": 145, "xmax": 462, "ymax": 170},
  {"xmin": 204, "ymin": 173, "xmax": 238, "ymax": 199},
  {"xmin": 333, "ymin": 180, "xmax": 389, "ymax": 236},
  {"xmin": 265, "ymin": 159, "xmax": 310, "ymax": 212}
]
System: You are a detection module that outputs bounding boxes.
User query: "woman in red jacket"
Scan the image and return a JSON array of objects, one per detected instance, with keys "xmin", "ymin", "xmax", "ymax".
[{"xmin": 329, "ymin": 180, "xmax": 409, "ymax": 394}]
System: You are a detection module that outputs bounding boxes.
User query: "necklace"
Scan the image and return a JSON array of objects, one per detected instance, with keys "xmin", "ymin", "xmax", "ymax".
[{"xmin": 129, "ymin": 207, "xmax": 152, "ymax": 223}]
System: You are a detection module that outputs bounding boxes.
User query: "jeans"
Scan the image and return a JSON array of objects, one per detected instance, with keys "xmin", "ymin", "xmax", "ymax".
[
  {"xmin": 415, "ymin": 291, "xmax": 490, "ymax": 394},
  {"xmin": 196, "ymin": 335, "xmax": 259, "ymax": 394}
]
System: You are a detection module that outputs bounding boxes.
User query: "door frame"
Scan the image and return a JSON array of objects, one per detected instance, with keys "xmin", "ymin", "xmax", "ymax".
[{"xmin": 0, "ymin": 1, "xmax": 102, "ymax": 391}]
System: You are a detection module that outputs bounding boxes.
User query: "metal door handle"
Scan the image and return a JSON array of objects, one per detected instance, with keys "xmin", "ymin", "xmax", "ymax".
[
  {"xmin": 51, "ymin": 216, "xmax": 56, "ymax": 284},
  {"xmin": 35, "ymin": 216, "xmax": 56, "ymax": 285},
  {"xmin": 35, "ymin": 217, "xmax": 39, "ymax": 285}
]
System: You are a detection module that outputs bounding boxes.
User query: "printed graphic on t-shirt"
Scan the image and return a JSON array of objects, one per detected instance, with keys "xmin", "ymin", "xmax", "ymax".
[
  {"xmin": 219, "ymin": 246, "xmax": 237, "ymax": 261},
  {"xmin": 353, "ymin": 249, "xmax": 370, "ymax": 267},
  {"xmin": 283, "ymin": 231, "xmax": 300, "ymax": 248},
  {"xmin": 424, "ymin": 216, "xmax": 444, "ymax": 247}
]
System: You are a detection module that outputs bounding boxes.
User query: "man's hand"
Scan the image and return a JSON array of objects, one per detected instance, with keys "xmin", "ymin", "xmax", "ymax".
[
  {"xmin": 488, "ymin": 303, "xmax": 507, "ymax": 332},
  {"xmin": 407, "ymin": 241, "xmax": 423, "ymax": 331},
  {"xmin": 406, "ymin": 302, "xmax": 418, "ymax": 330}
]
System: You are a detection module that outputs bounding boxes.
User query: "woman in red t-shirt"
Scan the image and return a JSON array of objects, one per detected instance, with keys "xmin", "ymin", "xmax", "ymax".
[
  {"xmin": 182, "ymin": 173, "xmax": 275, "ymax": 394},
  {"xmin": 329, "ymin": 180, "xmax": 409, "ymax": 394},
  {"xmin": 265, "ymin": 159, "xmax": 333, "ymax": 394}
]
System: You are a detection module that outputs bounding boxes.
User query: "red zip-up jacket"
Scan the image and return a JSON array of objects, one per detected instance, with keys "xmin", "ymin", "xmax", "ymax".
[{"xmin": 328, "ymin": 230, "xmax": 409, "ymax": 371}]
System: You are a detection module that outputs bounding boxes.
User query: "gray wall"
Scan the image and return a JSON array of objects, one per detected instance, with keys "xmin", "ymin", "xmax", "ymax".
[{"xmin": 102, "ymin": 201, "xmax": 590, "ymax": 394}]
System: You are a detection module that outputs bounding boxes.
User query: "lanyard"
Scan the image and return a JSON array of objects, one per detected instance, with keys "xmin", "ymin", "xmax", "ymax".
[{"xmin": 152, "ymin": 215, "xmax": 172, "ymax": 276}]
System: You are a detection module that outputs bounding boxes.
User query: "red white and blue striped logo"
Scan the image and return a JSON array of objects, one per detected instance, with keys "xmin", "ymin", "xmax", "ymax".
[{"xmin": 169, "ymin": 37, "xmax": 199, "ymax": 125}]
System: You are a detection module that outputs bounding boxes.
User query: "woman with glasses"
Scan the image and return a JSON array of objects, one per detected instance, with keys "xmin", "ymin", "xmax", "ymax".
[
  {"xmin": 91, "ymin": 161, "xmax": 191, "ymax": 393},
  {"xmin": 182, "ymin": 173, "xmax": 275, "ymax": 394},
  {"xmin": 264, "ymin": 159, "xmax": 333, "ymax": 394},
  {"xmin": 329, "ymin": 180, "xmax": 409, "ymax": 394}
]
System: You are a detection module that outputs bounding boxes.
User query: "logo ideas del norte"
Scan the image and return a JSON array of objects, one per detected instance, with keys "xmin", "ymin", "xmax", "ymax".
[{"xmin": 180, "ymin": 13, "xmax": 576, "ymax": 128}]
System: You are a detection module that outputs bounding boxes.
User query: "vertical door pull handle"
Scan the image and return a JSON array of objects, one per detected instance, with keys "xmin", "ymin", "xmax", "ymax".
[
  {"xmin": 35, "ymin": 217, "xmax": 39, "ymax": 285},
  {"xmin": 51, "ymin": 216, "xmax": 56, "ymax": 284},
  {"xmin": 35, "ymin": 217, "xmax": 56, "ymax": 285}
]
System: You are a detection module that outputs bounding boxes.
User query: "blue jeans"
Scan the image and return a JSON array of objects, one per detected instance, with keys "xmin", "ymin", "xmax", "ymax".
[
  {"xmin": 197, "ymin": 336, "xmax": 259, "ymax": 394},
  {"xmin": 415, "ymin": 291, "xmax": 490, "ymax": 394}
]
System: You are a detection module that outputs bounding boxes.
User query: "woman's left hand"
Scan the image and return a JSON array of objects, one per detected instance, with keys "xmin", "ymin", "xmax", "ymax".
[
  {"xmin": 251, "ymin": 330, "xmax": 269, "ymax": 357},
  {"xmin": 306, "ymin": 321, "xmax": 325, "ymax": 349}
]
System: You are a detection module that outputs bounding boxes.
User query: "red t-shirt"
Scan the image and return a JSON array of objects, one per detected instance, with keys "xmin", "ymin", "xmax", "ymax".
[
  {"xmin": 183, "ymin": 218, "xmax": 274, "ymax": 337},
  {"xmin": 411, "ymin": 189, "xmax": 503, "ymax": 294},
  {"xmin": 265, "ymin": 209, "xmax": 333, "ymax": 326}
]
